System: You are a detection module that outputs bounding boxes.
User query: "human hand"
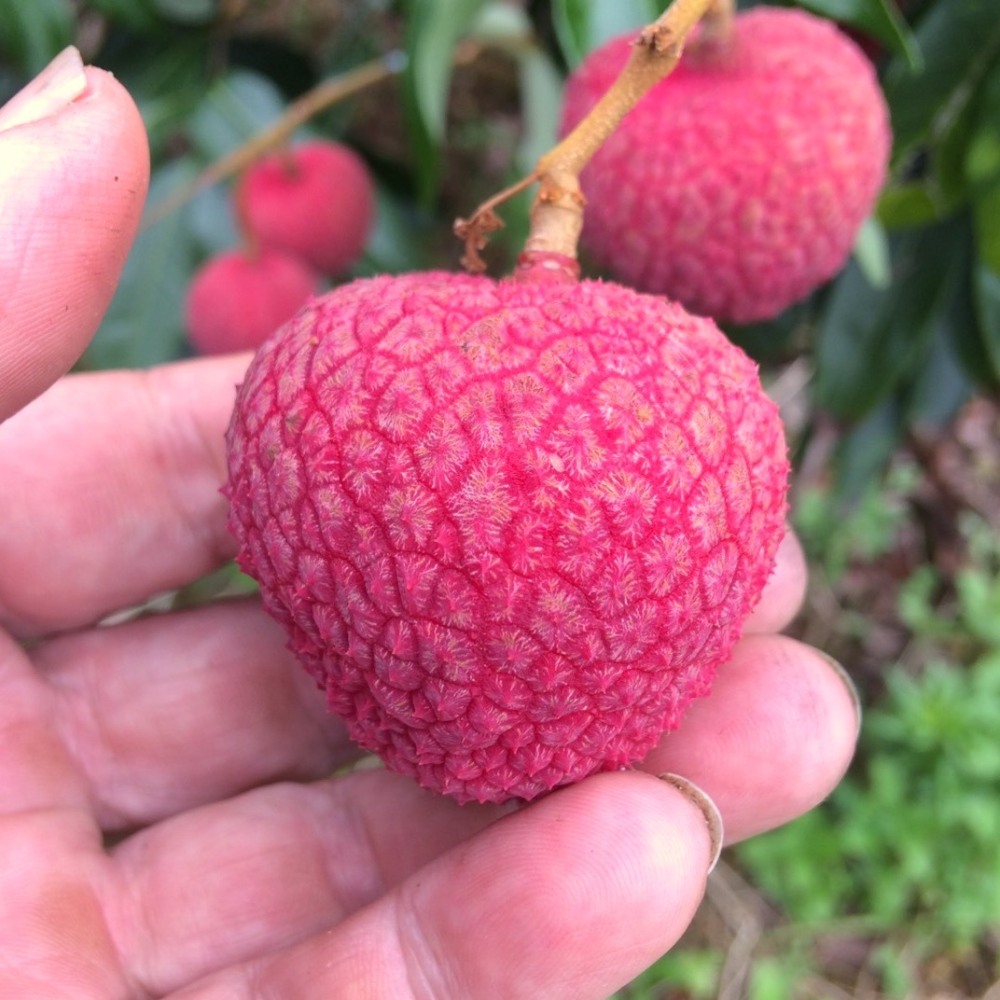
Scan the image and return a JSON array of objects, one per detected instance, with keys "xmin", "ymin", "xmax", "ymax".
[{"xmin": 0, "ymin": 49, "xmax": 859, "ymax": 999}]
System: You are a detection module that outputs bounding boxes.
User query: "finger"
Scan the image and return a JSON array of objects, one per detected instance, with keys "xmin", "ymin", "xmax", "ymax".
[
  {"xmin": 0, "ymin": 48, "xmax": 149, "ymax": 421},
  {"xmin": 0, "ymin": 357, "xmax": 248, "ymax": 637},
  {"xmin": 35, "ymin": 600, "xmax": 354, "ymax": 829},
  {"xmin": 110, "ymin": 771, "xmax": 509, "ymax": 996},
  {"xmin": 0, "ymin": 631, "xmax": 91, "ymax": 816},
  {"xmin": 742, "ymin": 527, "xmax": 807, "ymax": 634},
  {"xmin": 0, "ymin": 807, "xmax": 127, "ymax": 998},
  {"xmin": 152, "ymin": 771, "xmax": 717, "ymax": 1000},
  {"xmin": 645, "ymin": 634, "xmax": 861, "ymax": 843}
]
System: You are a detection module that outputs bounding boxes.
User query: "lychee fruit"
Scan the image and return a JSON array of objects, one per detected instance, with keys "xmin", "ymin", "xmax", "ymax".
[
  {"xmin": 224, "ymin": 270, "xmax": 789, "ymax": 804},
  {"xmin": 559, "ymin": 7, "xmax": 892, "ymax": 323},
  {"xmin": 237, "ymin": 139, "xmax": 375, "ymax": 278},
  {"xmin": 185, "ymin": 247, "xmax": 320, "ymax": 355}
]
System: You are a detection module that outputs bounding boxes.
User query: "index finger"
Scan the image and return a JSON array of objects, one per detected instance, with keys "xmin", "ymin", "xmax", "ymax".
[{"xmin": 0, "ymin": 357, "xmax": 247, "ymax": 637}]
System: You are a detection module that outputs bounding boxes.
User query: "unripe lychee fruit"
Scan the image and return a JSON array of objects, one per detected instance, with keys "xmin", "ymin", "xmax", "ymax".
[
  {"xmin": 224, "ymin": 271, "xmax": 789, "ymax": 804},
  {"xmin": 185, "ymin": 247, "xmax": 319, "ymax": 355},
  {"xmin": 237, "ymin": 140, "xmax": 375, "ymax": 278},
  {"xmin": 559, "ymin": 7, "xmax": 891, "ymax": 323}
]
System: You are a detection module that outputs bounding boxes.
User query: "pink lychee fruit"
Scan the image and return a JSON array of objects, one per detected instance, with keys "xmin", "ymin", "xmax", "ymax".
[
  {"xmin": 559, "ymin": 7, "xmax": 892, "ymax": 324},
  {"xmin": 185, "ymin": 247, "xmax": 319, "ymax": 355},
  {"xmin": 224, "ymin": 270, "xmax": 789, "ymax": 804},
  {"xmin": 237, "ymin": 139, "xmax": 375, "ymax": 278}
]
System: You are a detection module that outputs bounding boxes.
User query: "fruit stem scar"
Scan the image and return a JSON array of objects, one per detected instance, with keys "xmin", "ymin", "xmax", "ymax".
[{"xmin": 455, "ymin": 0, "xmax": 726, "ymax": 274}]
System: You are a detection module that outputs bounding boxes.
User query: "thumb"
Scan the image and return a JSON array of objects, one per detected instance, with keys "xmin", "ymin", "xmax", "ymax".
[{"xmin": 0, "ymin": 47, "xmax": 150, "ymax": 422}]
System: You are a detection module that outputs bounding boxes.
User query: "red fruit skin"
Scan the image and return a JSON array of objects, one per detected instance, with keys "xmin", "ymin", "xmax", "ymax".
[
  {"xmin": 238, "ymin": 140, "xmax": 375, "ymax": 278},
  {"xmin": 185, "ymin": 248, "xmax": 319, "ymax": 355},
  {"xmin": 224, "ymin": 272, "xmax": 789, "ymax": 804},
  {"xmin": 560, "ymin": 7, "xmax": 891, "ymax": 324}
]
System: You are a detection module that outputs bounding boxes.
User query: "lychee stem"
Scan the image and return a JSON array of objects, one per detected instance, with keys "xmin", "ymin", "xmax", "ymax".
[
  {"xmin": 699, "ymin": 0, "xmax": 735, "ymax": 47},
  {"xmin": 457, "ymin": 0, "xmax": 729, "ymax": 274}
]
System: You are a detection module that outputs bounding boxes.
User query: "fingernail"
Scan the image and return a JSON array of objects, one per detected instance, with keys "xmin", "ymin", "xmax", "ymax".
[
  {"xmin": 0, "ymin": 47, "xmax": 88, "ymax": 134},
  {"xmin": 820, "ymin": 653, "xmax": 863, "ymax": 738},
  {"xmin": 659, "ymin": 773, "xmax": 724, "ymax": 874}
]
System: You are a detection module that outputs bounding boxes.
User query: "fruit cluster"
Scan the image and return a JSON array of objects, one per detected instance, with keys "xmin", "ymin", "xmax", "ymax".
[
  {"xmin": 222, "ymin": 5, "xmax": 890, "ymax": 803},
  {"xmin": 185, "ymin": 139, "xmax": 375, "ymax": 355}
]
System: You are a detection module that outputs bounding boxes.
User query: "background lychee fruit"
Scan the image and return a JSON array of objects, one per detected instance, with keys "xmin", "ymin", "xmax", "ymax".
[
  {"xmin": 185, "ymin": 247, "xmax": 319, "ymax": 355},
  {"xmin": 559, "ymin": 7, "xmax": 892, "ymax": 324},
  {"xmin": 224, "ymin": 272, "xmax": 789, "ymax": 804},
  {"xmin": 237, "ymin": 139, "xmax": 375, "ymax": 278}
]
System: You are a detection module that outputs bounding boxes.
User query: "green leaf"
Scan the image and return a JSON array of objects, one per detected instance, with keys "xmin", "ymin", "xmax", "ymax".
[
  {"xmin": 972, "ymin": 181, "xmax": 1000, "ymax": 380},
  {"xmin": 402, "ymin": 0, "xmax": 486, "ymax": 201},
  {"xmin": 795, "ymin": 0, "xmax": 920, "ymax": 67},
  {"xmin": 515, "ymin": 45, "xmax": 564, "ymax": 172},
  {"xmin": 967, "ymin": 59, "xmax": 1000, "ymax": 190},
  {"xmin": 831, "ymin": 399, "xmax": 905, "ymax": 503},
  {"xmin": 813, "ymin": 259, "xmax": 893, "ymax": 419},
  {"xmin": 973, "ymin": 181, "xmax": 1000, "ymax": 273},
  {"xmin": 883, "ymin": 1, "xmax": 1000, "ymax": 164},
  {"xmin": 903, "ymin": 305, "xmax": 973, "ymax": 427},
  {"xmin": 966, "ymin": 129, "xmax": 1000, "ymax": 190},
  {"xmin": 877, "ymin": 180, "xmax": 956, "ymax": 230},
  {"xmin": 0, "ymin": 0, "xmax": 74, "ymax": 76},
  {"xmin": 407, "ymin": 0, "xmax": 485, "ymax": 142},
  {"xmin": 551, "ymin": 0, "xmax": 659, "ymax": 68},
  {"xmin": 815, "ymin": 221, "xmax": 969, "ymax": 420},
  {"xmin": 184, "ymin": 182, "xmax": 240, "ymax": 256},
  {"xmin": 932, "ymin": 230, "xmax": 998, "ymax": 392},
  {"xmin": 973, "ymin": 263, "xmax": 1000, "ymax": 380},
  {"xmin": 467, "ymin": 1, "xmax": 531, "ymax": 43},
  {"xmin": 187, "ymin": 70, "xmax": 288, "ymax": 162},
  {"xmin": 853, "ymin": 215, "xmax": 892, "ymax": 289},
  {"xmin": 359, "ymin": 186, "xmax": 439, "ymax": 276},
  {"xmin": 151, "ymin": 0, "xmax": 215, "ymax": 25},
  {"xmin": 87, "ymin": 0, "xmax": 161, "ymax": 31}
]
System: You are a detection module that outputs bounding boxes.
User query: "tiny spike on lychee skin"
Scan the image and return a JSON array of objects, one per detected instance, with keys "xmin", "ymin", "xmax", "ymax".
[{"xmin": 224, "ymin": 271, "xmax": 789, "ymax": 805}]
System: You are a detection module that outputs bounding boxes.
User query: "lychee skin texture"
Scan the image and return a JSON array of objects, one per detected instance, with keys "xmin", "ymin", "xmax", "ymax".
[
  {"xmin": 224, "ymin": 272, "xmax": 789, "ymax": 804},
  {"xmin": 560, "ymin": 7, "xmax": 891, "ymax": 324},
  {"xmin": 238, "ymin": 140, "xmax": 375, "ymax": 278},
  {"xmin": 185, "ymin": 248, "xmax": 319, "ymax": 356}
]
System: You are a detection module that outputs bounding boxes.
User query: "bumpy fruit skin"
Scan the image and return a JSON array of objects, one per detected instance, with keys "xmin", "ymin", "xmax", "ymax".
[
  {"xmin": 560, "ymin": 7, "xmax": 891, "ymax": 324},
  {"xmin": 185, "ymin": 248, "xmax": 319, "ymax": 355},
  {"xmin": 225, "ymin": 272, "xmax": 789, "ymax": 803},
  {"xmin": 238, "ymin": 140, "xmax": 375, "ymax": 278}
]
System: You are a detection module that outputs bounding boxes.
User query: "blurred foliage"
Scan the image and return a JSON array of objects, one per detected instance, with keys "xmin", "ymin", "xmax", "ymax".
[{"xmin": 736, "ymin": 510, "xmax": 1000, "ymax": 991}]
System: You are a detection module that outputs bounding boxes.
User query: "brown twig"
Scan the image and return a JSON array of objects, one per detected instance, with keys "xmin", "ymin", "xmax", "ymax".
[
  {"xmin": 453, "ymin": 173, "xmax": 539, "ymax": 272},
  {"xmin": 699, "ymin": 0, "xmax": 736, "ymax": 47},
  {"xmin": 455, "ymin": 0, "xmax": 733, "ymax": 272},
  {"xmin": 141, "ymin": 52, "xmax": 405, "ymax": 229}
]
